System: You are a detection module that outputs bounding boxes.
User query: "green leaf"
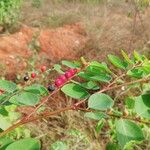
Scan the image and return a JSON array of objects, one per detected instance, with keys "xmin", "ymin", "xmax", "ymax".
[
  {"xmin": 61, "ymin": 83, "xmax": 90, "ymax": 99},
  {"xmin": 133, "ymin": 51, "xmax": 143, "ymax": 62},
  {"xmin": 24, "ymin": 84, "xmax": 49, "ymax": 96},
  {"xmin": 115, "ymin": 119, "xmax": 144, "ymax": 148},
  {"xmin": 125, "ymin": 97, "xmax": 135, "ymax": 109},
  {"xmin": 121, "ymin": 50, "xmax": 134, "ymax": 64},
  {"xmin": 5, "ymin": 138, "xmax": 41, "ymax": 150},
  {"xmin": 78, "ymin": 72, "xmax": 112, "ymax": 83},
  {"xmin": 0, "ymin": 106, "xmax": 8, "ymax": 116},
  {"xmin": 134, "ymin": 94, "xmax": 150, "ymax": 119},
  {"xmin": 88, "ymin": 93, "xmax": 114, "ymax": 110},
  {"xmin": 90, "ymin": 61, "xmax": 112, "ymax": 73},
  {"xmin": 0, "ymin": 92, "xmax": 11, "ymax": 103},
  {"xmin": 0, "ymin": 80, "xmax": 17, "ymax": 93},
  {"xmin": 0, "ymin": 116, "xmax": 11, "ymax": 130},
  {"xmin": 95, "ymin": 119, "xmax": 105, "ymax": 133},
  {"xmin": 106, "ymin": 142, "xmax": 120, "ymax": 150},
  {"xmin": 51, "ymin": 141, "xmax": 68, "ymax": 150},
  {"xmin": 84, "ymin": 112, "xmax": 108, "ymax": 120},
  {"xmin": 0, "ymin": 137, "xmax": 14, "ymax": 150},
  {"xmin": 108, "ymin": 54, "xmax": 128, "ymax": 69},
  {"xmin": 127, "ymin": 68, "xmax": 143, "ymax": 78},
  {"xmin": 142, "ymin": 62, "xmax": 150, "ymax": 74},
  {"xmin": 9, "ymin": 92, "xmax": 40, "ymax": 106},
  {"xmin": 62, "ymin": 60, "xmax": 80, "ymax": 68},
  {"xmin": 54, "ymin": 64, "xmax": 64, "ymax": 74},
  {"xmin": 80, "ymin": 81, "xmax": 100, "ymax": 90}
]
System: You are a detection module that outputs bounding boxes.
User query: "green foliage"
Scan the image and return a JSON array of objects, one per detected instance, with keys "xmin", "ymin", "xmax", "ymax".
[
  {"xmin": 115, "ymin": 119, "xmax": 144, "ymax": 148},
  {"xmin": 62, "ymin": 60, "xmax": 80, "ymax": 68},
  {"xmin": 84, "ymin": 112, "xmax": 108, "ymax": 120},
  {"xmin": 61, "ymin": 83, "xmax": 90, "ymax": 99},
  {"xmin": 88, "ymin": 93, "xmax": 114, "ymax": 110},
  {"xmin": 134, "ymin": 94, "xmax": 150, "ymax": 119},
  {"xmin": 0, "ymin": 51, "xmax": 150, "ymax": 149},
  {"xmin": 0, "ymin": 0, "xmax": 22, "ymax": 28},
  {"xmin": 0, "ymin": 80, "xmax": 17, "ymax": 93},
  {"xmin": 108, "ymin": 54, "xmax": 128, "ymax": 70},
  {"xmin": 5, "ymin": 138, "xmax": 41, "ymax": 150}
]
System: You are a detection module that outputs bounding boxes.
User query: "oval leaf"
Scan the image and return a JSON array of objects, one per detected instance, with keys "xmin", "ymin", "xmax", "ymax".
[
  {"xmin": 88, "ymin": 93, "xmax": 114, "ymax": 110},
  {"xmin": 135, "ymin": 94, "xmax": 150, "ymax": 119},
  {"xmin": 9, "ymin": 92, "xmax": 40, "ymax": 106},
  {"xmin": 78, "ymin": 72, "xmax": 112, "ymax": 83},
  {"xmin": 5, "ymin": 138, "xmax": 41, "ymax": 150},
  {"xmin": 24, "ymin": 84, "xmax": 49, "ymax": 96},
  {"xmin": 84, "ymin": 112, "xmax": 108, "ymax": 120},
  {"xmin": 62, "ymin": 60, "xmax": 80, "ymax": 68},
  {"xmin": 0, "ymin": 80, "xmax": 17, "ymax": 93},
  {"xmin": 115, "ymin": 119, "xmax": 144, "ymax": 148},
  {"xmin": 108, "ymin": 54, "xmax": 128, "ymax": 69},
  {"xmin": 61, "ymin": 83, "xmax": 90, "ymax": 99}
]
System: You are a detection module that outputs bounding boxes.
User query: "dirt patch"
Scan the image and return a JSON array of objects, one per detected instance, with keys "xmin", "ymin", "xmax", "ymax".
[{"xmin": 0, "ymin": 23, "xmax": 88, "ymax": 77}]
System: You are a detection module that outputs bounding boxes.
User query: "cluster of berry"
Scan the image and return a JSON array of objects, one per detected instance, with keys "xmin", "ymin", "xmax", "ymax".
[
  {"xmin": 24, "ymin": 66, "xmax": 47, "ymax": 81},
  {"xmin": 47, "ymin": 68, "xmax": 78, "ymax": 92},
  {"xmin": 24, "ymin": 66, "xmax": 78, "ymax": 92},
  {"xmin": 55, "ymin": 68, "xmax": 77, "ymax": 87}
]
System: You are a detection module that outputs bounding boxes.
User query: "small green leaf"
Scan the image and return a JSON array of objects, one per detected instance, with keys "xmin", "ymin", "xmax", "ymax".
[
  {"xmin": 127, "ymin": 68, "xmax": 143, "ymax": 78},
  {"xmin": 90, "ymin": 61, "xmax": 112, "ymax": 73},
  {"xmin": 0, "ymin": 80, "xmax": 17, "ymax": 93},
  {"xmin": 125, "ymin": 97, "xmax": 135, "ymax": 109},
  {"xmin": 0, "ymin": 117, "xmax": 11, "ymax": 130},
  {"xmin": 9, "ymin": 92, "xmax": 40, "ymax": 106},
  {"xmin": 81, "ymin": 81, "xmax": 100, "ymax": 90},
  {"xmin": 0, "ymin": 92, "xmax": 11, "ymax": 103},
  {"xmin": 5, "ymin": 138, "xmax": 41, "ymax": 150},
  {"xmin": 24, "ymin": 84, "xmax": 49, "ymax": 96},
  {"xmin": 95, "ymin": 119, "xmax": 105, "ymax": 133},
  {"xmin": 84, "ymin": 112, "xmax": 108, "ymax": 120},
  {"xmin": 62, "ymin": 60, "xmax": 80, "ymax": 68},
  {"xmin": 106, "ymin": 142, "xmax": 120, "ymax": 150},
  {"xmin": 133, "ymin": 51, "xmax": 143, "ymax": 62},
  {"xmin": 134, "ymin": 94, "xmax": 150, "ymax": 119},
  {"xmin": 108, "ymin": 54, "xmax": 128, "ymax": 69},
  {"xmin": 61, "ymin": 83, "xmax": 90, "ymax": 99},
  {"xmin": 51, "ymin": 141, "xmax": 68, "ymax": 150},
  {"xmin": 88, "ymin": 93, "xmax": 114, "ymax": 110},
  {"xmin": 121, "ymin": 50, "xmax": 134, "ymax": 64},
  {"xmin": 0, "ymin": 137, "xmax": 14, "ymax": 150},
  {"xmin": 115, "ymin": 119, "xmax": 144, "ymax": 148},
  {"xmin": 78, "ymin": 72, "xmax": 112, "ymax": 83},
  {"xmin": 54, "ymin": 64, "xmax": 64, "ymax": 74},
  {"xmin": 0, "ymin": 106, "xmax": 8, "ymax": 116}
]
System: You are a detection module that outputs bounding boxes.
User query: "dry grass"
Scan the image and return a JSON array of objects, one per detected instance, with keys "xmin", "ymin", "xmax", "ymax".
[{"xmin": 27, "ymin": 96, "xmax": 104, "ymax": 150}]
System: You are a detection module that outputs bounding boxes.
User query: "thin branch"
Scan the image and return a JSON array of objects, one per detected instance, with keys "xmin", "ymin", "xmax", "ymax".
[{"xmin": 0, "ymin": 76, "xmax": 149, "ymax": 137}]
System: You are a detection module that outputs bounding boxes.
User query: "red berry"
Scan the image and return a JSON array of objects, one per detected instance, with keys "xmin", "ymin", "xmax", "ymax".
[
  {"xmin": 65, "ymin": 71, "xmax": 73, "ymax": 79},
  {"xmin": 31, "ymin": 72, "xmax": 36, "ymax": 78},
  {"xmin": 55, "ymin": 79, "xmax": 63, "ymax": 87},
  {"xmin": 58, "ymin": 75, "xmax": 67, "ymax": 83},
  {"xmin": 69, "ymin": 68, "xmax": 77, "ymax": 75},
  {"xmin": 41, "ymin": 66, "xmax": 47, "ymax": 72}
]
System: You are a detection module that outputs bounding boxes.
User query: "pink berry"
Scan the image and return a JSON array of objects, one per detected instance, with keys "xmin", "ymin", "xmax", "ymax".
[
  {"xmin": 41, "ymin": 66, "xmax": 47, "ymax": 72},
  {"xmin": 31, "ymin": 72, "xmax": 36, "ymax": 78},
  {"xmin": 59, "ymin": 75, "xmax": 67, "ymax": 83},
  {"xmin": 65, "ymin": 71, "xmax": 73, "ymax": 79},
  {"xmin": 55, "ymin": 79, "xmax": 63, "ymax": 87},
  {"xmin": 69, "ymin": 68, "xmax": 77, "ymax": 75}
]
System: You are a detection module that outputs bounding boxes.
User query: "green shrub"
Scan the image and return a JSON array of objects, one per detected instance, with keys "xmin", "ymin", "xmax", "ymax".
[{"xmin": 0, "ymin": 0, "xmax": 22, "ymax": 30}]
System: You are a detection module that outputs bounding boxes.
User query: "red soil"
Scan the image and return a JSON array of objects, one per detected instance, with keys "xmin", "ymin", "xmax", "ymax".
[{"xmin": 0, "ymin": 23, "xmax": 88, "ymax": 77}]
